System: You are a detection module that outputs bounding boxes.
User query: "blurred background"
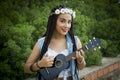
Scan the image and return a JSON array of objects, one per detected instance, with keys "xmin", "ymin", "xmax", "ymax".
[{"xmin": 0, "ymin": 0, "xmax": 120, "ymax": 80}]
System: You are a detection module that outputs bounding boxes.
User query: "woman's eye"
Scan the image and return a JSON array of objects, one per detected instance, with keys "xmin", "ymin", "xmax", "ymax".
[
  {"xmin": 68, "ymin": 21, "xmax": 71, "ymax": 24},
  {"xmin": 60, "ymin": 20, "xmax": 65, "ymax": 23}
]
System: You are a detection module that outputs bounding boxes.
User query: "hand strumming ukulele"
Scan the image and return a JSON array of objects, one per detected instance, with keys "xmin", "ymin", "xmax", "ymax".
[{"xmin": 39, "ymin": 37, "xmax": 101, "ymax": 80}]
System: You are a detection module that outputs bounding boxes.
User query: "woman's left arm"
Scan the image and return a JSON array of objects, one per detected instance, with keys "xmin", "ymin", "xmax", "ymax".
[{"xmin": 76, "ymin": 38, "xmax": 86, "ymax": 70}]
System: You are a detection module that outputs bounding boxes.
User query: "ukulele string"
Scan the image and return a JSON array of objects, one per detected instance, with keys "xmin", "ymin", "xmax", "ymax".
[{"xmin": 45, "ymin": 68, "xmax": 49, "ymax": 74}]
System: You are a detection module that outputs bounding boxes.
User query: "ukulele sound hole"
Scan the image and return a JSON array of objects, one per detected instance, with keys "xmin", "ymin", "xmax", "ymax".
[{"xmin": 55, "ymin": 60, "xmax": 62, "ymax": 67}]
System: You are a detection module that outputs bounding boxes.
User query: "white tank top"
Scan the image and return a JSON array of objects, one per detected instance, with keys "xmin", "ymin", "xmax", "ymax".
[{"xmin": 45, "ymin": 48, "xmax": 72, "ymax": 79}]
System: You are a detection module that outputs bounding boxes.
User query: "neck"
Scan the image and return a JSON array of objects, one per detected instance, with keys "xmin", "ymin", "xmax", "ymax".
[{"xmin": 52, "ymin": 33, "xmax": 66, "ymax": 40}]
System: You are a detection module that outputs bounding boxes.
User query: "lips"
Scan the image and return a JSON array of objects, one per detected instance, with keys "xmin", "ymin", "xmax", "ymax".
[{"xmin": 62, "ymin": 29, "xmax": 68, "ymax": 32}]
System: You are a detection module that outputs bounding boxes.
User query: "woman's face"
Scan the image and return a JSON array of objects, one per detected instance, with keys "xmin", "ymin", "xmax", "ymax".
[{"xmin": 54, "ymin": 14, "xmax": 72, "ymax": 35}]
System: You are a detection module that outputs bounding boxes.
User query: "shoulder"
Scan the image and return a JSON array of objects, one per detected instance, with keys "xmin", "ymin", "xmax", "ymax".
[
  {"xmin": 38, "ymin": 37, "xmax": 45, "ymax": 42},
  {"xmin": 74, "ymin": 36, "xmax": 80, "ymax": 43},
  {"xmin": 74, "ymin": 36, "xmax": 79, "ymax": 41},
  {"xmin": 37, "ymin": 37, "xmax": 45, "ymax": 50},
  {"xmin": 74, "ymin": 36, "xmax": 82, "ymax": 48}
]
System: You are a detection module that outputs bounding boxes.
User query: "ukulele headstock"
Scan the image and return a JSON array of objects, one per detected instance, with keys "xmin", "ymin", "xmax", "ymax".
[{"xmin": 85, "ymin": 37, "xmax": 101, "ymax": 50}]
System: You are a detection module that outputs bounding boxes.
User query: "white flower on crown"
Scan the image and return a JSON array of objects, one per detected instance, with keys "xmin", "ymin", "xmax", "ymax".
[
  {"xmin": 54, "ymin": 8, "xmax": 76, "ymax": 18},
  {"xmin": 73, "ymin": 11, "xmax": 76, "ymax": 18},
  {"xmin": 65, "ymin": 8, "xmax": 69, "ymax": 13},
  {"xmin": 61, "ymin": 9, "xmax": 65, "ymax": 14},
  {"xmin": 69, "ymin": 9, "xmax": 73, "ymax": 14},
  {"xmin": 55, "ymin": 9, "xmax": 60, "ymax": 14}
]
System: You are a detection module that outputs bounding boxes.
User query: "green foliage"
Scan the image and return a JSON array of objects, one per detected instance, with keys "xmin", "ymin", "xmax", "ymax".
[
  {"xmin": 105, "ymin": 44, "xmax": 119, "ymax": 57},
  {"xmin": 101, "ymin": 40, "xmax": 120, "ymax": 57},
  {"xmin": 88, "ymin": 0, "xmax": 120, "ymax": 57},
  {"xmin": 0, "ymin": 23, "xmax": 35, "ymax": 80},
  {"xmin": 0, "ymin": 0, "xmax": 120, "ymax": 79},
  {"xmin": 91, "ymin": 18, "xmax": 120, "ymax": 40},
  {"xmin": 85, "ymin": 50, "xmax": 102, "ymax": 66}
]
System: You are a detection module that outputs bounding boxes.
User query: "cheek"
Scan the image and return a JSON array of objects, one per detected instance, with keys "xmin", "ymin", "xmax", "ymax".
[
  {"xmin": 58, "ymin": 22, "xmax": 64, "ymax": 27},
  {"xmin": 67, "ymin": 24, "xmax": 71, "ymax": 29},
  {"xmin": 56, "ymin": 22, "xmax": 63, "ymax": 29},
  {"xmin": 55, "ymin": 26, "xmax": 61, "ymax": 31},
  {"xmin": 69, "ymin": 24, "xmax": 72, "ymax": 28}
]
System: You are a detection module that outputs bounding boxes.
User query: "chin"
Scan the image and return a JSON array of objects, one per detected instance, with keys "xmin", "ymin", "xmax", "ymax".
[{"xmin": 61, "ymin": 32, "xmax": 67, "ymax": 35}]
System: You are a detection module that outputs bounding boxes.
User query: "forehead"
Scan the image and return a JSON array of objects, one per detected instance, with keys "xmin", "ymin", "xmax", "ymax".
[{"xmin": 57, "ymin": 14, "xmax": 72, "ymax": 20}]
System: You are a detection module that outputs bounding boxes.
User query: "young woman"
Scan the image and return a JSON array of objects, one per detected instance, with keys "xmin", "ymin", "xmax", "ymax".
[{"xmin": 24, "ymin": 5, "xmax": 86, "ymax": 80}]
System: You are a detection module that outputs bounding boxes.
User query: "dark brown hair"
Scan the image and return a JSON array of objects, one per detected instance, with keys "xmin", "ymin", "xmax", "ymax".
[{"xmin": 40, "ymin": 5, "xmax": 77, "ymax": 58}]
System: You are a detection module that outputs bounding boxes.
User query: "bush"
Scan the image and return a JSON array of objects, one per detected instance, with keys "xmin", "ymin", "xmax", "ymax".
[
  {"xmin": 102, "ymin": 40, "xmax": 120, "ymax": 57},
  {"xmin": 85, "ymin": 49, "xmax": 102, "ymax": 66}
]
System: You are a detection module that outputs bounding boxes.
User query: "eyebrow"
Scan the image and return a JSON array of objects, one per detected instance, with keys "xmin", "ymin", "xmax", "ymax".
[{"xmin": 59, "ymin": 18, "xmax": 72, "ymax": 21}]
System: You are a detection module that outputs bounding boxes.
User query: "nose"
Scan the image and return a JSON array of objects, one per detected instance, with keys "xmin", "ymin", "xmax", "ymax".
[{"xmin": 64, "ymin": 23, "xmax": 70, "ymax": 28}]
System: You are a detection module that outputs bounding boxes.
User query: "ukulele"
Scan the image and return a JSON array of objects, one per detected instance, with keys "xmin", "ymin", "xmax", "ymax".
[{"xmin": 39, "ymin": 37, "xmax": 101, "ymax": 80}]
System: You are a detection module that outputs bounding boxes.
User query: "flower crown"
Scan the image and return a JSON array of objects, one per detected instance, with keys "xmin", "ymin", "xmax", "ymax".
[{"xmin": 52, "ymin": 8, "xmax": 76, "ymax": 18}]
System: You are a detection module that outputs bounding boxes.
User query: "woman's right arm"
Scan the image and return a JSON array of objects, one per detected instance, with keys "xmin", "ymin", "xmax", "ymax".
[
  {"xmin": 24, "ymin": 42, "xmax": 54, "ymax": 73},
  {"xmin": 24, "ymin": 43, "xmax": 41, "ymax": 73}
]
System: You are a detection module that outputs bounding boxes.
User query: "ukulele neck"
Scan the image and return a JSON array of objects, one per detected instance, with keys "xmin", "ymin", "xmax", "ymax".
[{"xmin": 65, "ymin": 46, "xmax": 86, "ymax": 61}]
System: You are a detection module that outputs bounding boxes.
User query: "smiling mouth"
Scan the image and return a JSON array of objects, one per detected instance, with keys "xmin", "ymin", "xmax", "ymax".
[{"xmin": 62, "ymin": 29, "xmax": 67, "ymax": 32}]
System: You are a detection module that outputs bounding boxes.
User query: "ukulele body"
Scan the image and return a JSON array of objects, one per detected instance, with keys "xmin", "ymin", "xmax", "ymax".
[{"xmin": 39, "ymin": 54, "xmax": 69, "ymax": 80}]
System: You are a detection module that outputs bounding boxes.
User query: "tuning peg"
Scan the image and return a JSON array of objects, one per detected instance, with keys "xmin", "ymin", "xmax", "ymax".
[
  {"xmin": 89, "ymin": 40, "xmax": 92, "ymax": 43},
  {"xmin": 93, "ymin": 37, "xmax": 96, "ymax": 40},
  {"xmin": 98, "ymin": 46, "xmax": 101, "ymax": 49},
  {"xmin": 94, "ymin": 48, "xmax": 96, "ymax": 51},
  {"xmin": 89, "ymin": 40, "xmax": 91, "ymax": 42}
]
